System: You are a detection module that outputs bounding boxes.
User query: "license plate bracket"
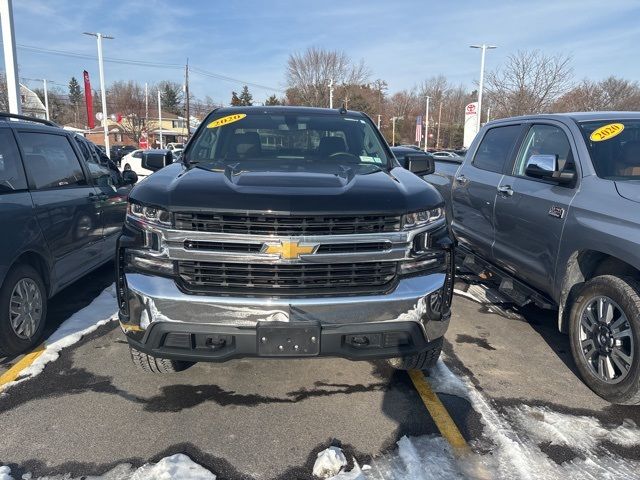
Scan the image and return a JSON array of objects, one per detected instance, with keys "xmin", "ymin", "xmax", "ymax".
[{"xmin": 257, "ymin": 322, "xmax": 320, "ymax": 356}]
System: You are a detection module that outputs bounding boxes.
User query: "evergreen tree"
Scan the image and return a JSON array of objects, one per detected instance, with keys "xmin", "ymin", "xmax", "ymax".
[
  {"xmin": 159, "ymin": 81, "xmax": 182, "ymax": 115},
  {"xmin": 230, "ymin": 91, "xmax": 242, "ymax": 106},
  {"xmin": 265, "ymin": 94, "xmax": 281, "ymax": 106},
  {"xmin": 68, "ymin": 77, "xmax": 83, "ymax": 108},
  {"xmin": 238, "ymin": 85, "xmax": 253, "ymax": 106}
]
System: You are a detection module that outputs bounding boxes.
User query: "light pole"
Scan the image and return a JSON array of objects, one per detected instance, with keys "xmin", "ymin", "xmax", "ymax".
[
  {"xmin": 158, "ymin": 89, "xmax": 163, "ymax": 149},
  {"xmin": 470, "ymin": 44, "xmax": 496, "ymax": 134},
  {"xmin": 424, "ymin": 95, "xmax": 431, "ymax": 151},
  {"xmin": 84, "ymin": 32, "xmax": 114, "ymax": 156},
  {"xmin": 42, "ymin": 79, "xmax": 50, "ymax": 120},
  {"xmin": 328, "ymin": 79, "xmax": 334, "ymax": 109},
  {"xmin": 391, "ymin": 116, "xmax": 403, "ymax": 146},
  {"xmin": 1, "ymin": 0, "xmax": 21, "ymax": 114}
]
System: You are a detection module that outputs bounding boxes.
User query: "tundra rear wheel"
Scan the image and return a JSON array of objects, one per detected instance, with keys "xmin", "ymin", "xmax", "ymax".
[
  {"xmin": 129, "ymin": 346, "xmax": 194, "ymax": 373},
  {"xmin": 569, "ymin": 275, "xmax": 640, "ymax": 405},
  {"xmin": 0, "ymin": 264, "xmax": 47, "ymax": 356},
  {"xmin": 387, "ymin": 337, "xmax": 443, "ymax": 371}
]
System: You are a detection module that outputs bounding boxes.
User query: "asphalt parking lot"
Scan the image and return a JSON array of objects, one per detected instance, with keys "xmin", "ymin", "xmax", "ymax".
[{"xmin": 1, "ymin": 265, "xmax": 639, "ymax": 479}]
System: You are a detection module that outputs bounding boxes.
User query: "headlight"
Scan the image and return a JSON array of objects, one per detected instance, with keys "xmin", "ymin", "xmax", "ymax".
[
  {"xmin": 402, "ymin": 207, "xmax": 444, "ymax": 229},
  {"xmin": 127, "ymin": 202, "xmax": 172, "ymax": 227},
  {"xmin": 126, "ymin": 250, "xmax": 174, "ymax": 275}
]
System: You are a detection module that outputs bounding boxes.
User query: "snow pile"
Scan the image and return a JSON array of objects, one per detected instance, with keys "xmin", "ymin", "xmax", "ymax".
[
  {"xmin": 127, "ymin": 453, "xmax": 216, "ymax": 480},
  {"xmin": 0, "ymin": 465, "xmax": 13, "ymax": 480},
  {"xmin": 426, "ymin": 358, "xmax": 469, "ymax": 398},
  {"xmin": 2, "ymin": 284, "xmax": 118, "ymax": 391},
  {"xmin": 313, "ymin": 446, "xmax": 348, "ymax": 478}
]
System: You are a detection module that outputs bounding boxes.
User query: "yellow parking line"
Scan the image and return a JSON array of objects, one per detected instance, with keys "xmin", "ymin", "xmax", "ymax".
[
  {"xmin": 0, "ymin": 343, "xmax": 46, "ymax": 391},
  {"xmin": 408, "ymin": 369, "xmax": 471, "ymax": 455}
]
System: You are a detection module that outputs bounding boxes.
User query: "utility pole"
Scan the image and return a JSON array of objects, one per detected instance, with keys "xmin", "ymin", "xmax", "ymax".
[
  {"xmin": 42, "ymin": 79, "xmax": 50, "ymax": 121},
  {"xmin": 1, "ymin": 0, "xmax": 21, "ymax": 114},
  {"xmin": 328, "ymin": 79, "xmax": 334, "ymax": 109},
  {"xmin": 185, "ymin": 59, "xmax": 190, "ymax": 140},
  {"xmin": 424, "ymin": 96, "xmax": 431, "ymax": 151},
  {"xmin": 470, "ymin": 44, "xmax": 497, "ymax": 134},
  {"xmin": 391, "ymin": 116, "xmax": 403, "ymax": 146},
  {"xmin": 436, "ymin": 102, "xmax": 443, "ymax": 149},
  {"xmin": 158, "ymin": 90, "xmax": 163, "ymax": 149},
  {"xmin": 144, "ymin": 82, "xmax": 148, "ymax": 123},
  {"xmin": 84, "ymin": 32, "xmax": 114, "ymax": 156},
  {"xmin": 487, "ymin": 106, "xmax": 492, "ymax": 123},
  {"xmin": 377, "ymin": 114, "xmax": 381, "ymax": 129}
]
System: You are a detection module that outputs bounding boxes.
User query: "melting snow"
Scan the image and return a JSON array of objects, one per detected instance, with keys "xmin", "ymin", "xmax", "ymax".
[{"xmin": 313, "ymin": 446, "xmax": 348, "ymax": 478}]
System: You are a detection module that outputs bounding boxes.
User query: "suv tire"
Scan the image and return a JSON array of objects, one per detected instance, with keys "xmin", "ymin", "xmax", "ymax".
[
  {"xmin": 387, "ymin": 337, "xmax": 443, "ymax": 371},
  {"xmin": 129, "ymin": 346, "xmax": 194, "ymax": 373},
  {"xmin": 0, "ymin": 264, "xmax": 47, "ymax": 356},
  {"xmin": 569, "ymin": 275, "xmax": 640, "ymax": 405}
]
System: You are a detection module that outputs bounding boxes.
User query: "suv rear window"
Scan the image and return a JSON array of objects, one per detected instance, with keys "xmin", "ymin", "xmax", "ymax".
[
  {"xmin": 472, "ymin": 125, "xmax": 521, "ymax": 173},
  {"xmin": 579, "ymin": 120, "xmax": 640, "ymax": 180},
  {"xmin": 0, "ymin": 129, "xmax": 27, "ymax": 191}
]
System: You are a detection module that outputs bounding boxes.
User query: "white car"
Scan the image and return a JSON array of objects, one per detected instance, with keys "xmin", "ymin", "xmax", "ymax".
[
  {"xmin": 121, "ymin": 149, "xmax": 154, "ymax": 177},
  {"xmin": 432, "ymin": 151, "xmax": 463, "ymax": 159}
]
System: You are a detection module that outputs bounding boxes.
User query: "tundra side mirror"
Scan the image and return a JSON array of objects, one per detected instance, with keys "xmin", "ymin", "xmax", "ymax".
[
  {"xmin": 122, "ymin": 169, "xmax": 138, "ymax": 185},
  {"xmin": 142, "ymin": 150, "xmax": 173, "ymax": 172},
  {"xmin": 405, "ymin": 154, "xmax": 435, "ymax": 176},
  {"xmin": 525, "ymin": 154, "xmax": 575, "ymax": 185}
]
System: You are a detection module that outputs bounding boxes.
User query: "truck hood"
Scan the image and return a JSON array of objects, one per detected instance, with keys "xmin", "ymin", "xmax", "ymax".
[
  {"xmin": 131, "ymin": 162, "xmax": 443, "ymax": 215},
  {"xmin": 615, "ymin": 181, "xmax": 640, "ymax": 204}
]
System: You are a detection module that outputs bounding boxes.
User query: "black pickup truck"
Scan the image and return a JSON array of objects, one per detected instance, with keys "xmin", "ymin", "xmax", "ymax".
[
  {"xmin": 429, "ymin": 112, "xmax": 640, "ymax": 404},
  {"xmin": 116, "ymin": 106, "xmax": 454, "ymax": 374}
]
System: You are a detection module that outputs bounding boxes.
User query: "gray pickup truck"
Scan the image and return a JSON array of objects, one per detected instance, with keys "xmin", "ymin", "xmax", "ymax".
[{"xmin": 430, "ymin": 112, "xmax": 640, "ymax": 404}]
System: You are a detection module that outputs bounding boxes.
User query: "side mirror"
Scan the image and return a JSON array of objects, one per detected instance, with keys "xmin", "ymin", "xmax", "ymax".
[
  {"xmin": 405, "ymin": 154, "xmax": 435, "ymax": 176},
  {"xmin": 142, "ymin": 150, "xmax": 173, "ymax": 171},
  {"xmin": 525, "ymin": 154, "xmax": 575, "ymax": 185},
  {"xmin": 122, "ymin": 169, "xmax": 138, "ymax": 185}
]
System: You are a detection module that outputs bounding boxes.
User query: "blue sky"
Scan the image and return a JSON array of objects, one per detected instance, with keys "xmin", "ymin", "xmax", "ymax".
[{"xmin": 6, "ymin": 0, "xmax": 640, "ymax": 104}]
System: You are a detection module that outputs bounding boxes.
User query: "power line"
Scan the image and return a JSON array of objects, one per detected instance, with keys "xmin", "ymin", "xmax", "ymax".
[{"xmin": 5, "ymin": 41, "xmax": 283, "ymax": 92}]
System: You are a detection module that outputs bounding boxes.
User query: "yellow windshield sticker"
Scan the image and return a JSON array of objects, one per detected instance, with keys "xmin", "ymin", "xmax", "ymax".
[
  {"xmin": 590, "ymin": 123, "xmax": 624, "ymax": 142},
  {"xmin": 207, "ymin": 113, "xmax": 246, "ymax": 129}
]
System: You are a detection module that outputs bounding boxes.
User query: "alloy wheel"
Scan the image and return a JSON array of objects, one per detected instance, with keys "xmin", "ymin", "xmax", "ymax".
[{"xmin": 9, "ymin": 278, "xmax": 43, "ymax": 339}]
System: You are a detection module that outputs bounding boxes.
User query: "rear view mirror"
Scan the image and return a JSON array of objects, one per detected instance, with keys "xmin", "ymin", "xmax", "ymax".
[
  {"xmin": 405, "ymin": 154, "xmax": 435, "ymax": 176},
  {"xmin": 142, "ymin": 150, "xmax": 173, "ymax": 172},
  {"xmin": 122, "ymin": 169, "xmax": 138, "ymax": 185},
  {"xmin": 525, "ymin": 154, "xmax": 575, "ymax": 185}
]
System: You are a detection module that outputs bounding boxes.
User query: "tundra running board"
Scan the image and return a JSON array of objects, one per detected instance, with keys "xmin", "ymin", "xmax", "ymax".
[{"xmin": 456, "ymin": 246, "xmax": 555, "ymax": 310}]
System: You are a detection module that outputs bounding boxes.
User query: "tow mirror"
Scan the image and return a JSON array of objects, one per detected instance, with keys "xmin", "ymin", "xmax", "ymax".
[
  {"xmin": 405, "ymin": 154, "xmax": 435, "ymax": 176},
  {"xmin": 525, "ymin": 154, "xmax": 575, "ymax": 185},
  {"xmin": 142, "ymin": 150, "xmax": 173, "ymax": 172}
]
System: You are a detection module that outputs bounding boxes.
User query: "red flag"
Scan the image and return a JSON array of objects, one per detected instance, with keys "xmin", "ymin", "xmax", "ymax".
[{"xmin": 83, "ymin": 70, "xmax": 95, "ymax": 129}]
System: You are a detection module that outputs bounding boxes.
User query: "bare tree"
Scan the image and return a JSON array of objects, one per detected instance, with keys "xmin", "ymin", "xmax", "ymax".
[
  {"xmin": 485, "ymin": 50, "xmax": 573, "ymax": 118},
  {"xmin": 286, "ymin": 47, "xmax": 370, "ymax": 107},
  {"xmin": 553, "ymin": 76, "xmax": 640, "ymax": 112},
  {"xmin": 108, "ymin": 81, "xmax": 157, "ymax": 143}
]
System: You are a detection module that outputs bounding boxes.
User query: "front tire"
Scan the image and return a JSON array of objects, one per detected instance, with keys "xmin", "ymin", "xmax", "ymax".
[
  {"xmin": 569, "ymin": 275, "xmax": 640, "ymax": 405},
  {"xmin": 387, "ymin": 337, "xmax": 443, "ymax": 371},
  {"xmin": 129, "ymin": 346, "xmax": 194, "ymax": 373},
  {"xmin": 0, "ymin": 264, "xmax": 47, "ymax": 356}
]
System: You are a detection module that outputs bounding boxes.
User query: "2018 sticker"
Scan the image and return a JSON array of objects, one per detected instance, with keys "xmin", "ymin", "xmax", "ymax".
[
  {"xmin": 590, "ymin": 123, "xmax": 625, "ymax": 142},
  {"xmin": 207, "ymin": 113, "xmax": 247, "ymax": 129}
]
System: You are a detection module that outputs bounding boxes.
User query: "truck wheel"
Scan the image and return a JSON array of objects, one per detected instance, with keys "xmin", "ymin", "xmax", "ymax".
[
  {"xmin": 129, "ymin": 346, "xmax": 194, "ymax": 373},
  {"xmin": 569, "ymin": 275, "xmax": 640, "ymax": 405},
  {"xmin": 387, "ymin": 337, "xmax": 443, "ymax": 371},
  {"xmin": 0, "ymin": 264, "xmax": 47, "ymax": 356}
]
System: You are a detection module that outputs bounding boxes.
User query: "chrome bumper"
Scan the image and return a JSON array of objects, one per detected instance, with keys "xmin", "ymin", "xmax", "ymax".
[{"xmin": 120, "ymin": 271, "xmax": 449, "ymax": 342}]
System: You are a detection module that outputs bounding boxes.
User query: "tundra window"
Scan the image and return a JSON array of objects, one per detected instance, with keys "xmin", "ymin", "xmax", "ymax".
[
  {"xmin": 514, "ymin": 124, "xmax": 573, "ymax": 177},
  {"xmin": 0, "ymin": 129, "xmax": 27, "ymax": 191},
  {"xmin": 472, "ymin": 125, "xmax": 521, "ymax": 173},
  {"xmin": 579, "ymin": 120, "xmax": 640, "ymax": 179}
]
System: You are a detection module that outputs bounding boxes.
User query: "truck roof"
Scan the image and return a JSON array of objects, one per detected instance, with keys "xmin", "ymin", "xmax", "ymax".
[
  {"xmin": 210, "ymin": 106, "xmax": 367, "ymax": 117},
  {"xmin": 488, "ymin": 111, "xmax": 640, "ymax": 125}
]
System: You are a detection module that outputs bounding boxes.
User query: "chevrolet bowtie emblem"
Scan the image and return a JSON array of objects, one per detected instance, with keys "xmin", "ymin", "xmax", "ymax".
[{"xmin": 262, "ymin": 240, "xmax": 318, "ymax": 260}]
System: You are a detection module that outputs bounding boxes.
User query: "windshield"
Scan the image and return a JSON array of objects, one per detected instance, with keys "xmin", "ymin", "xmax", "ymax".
[
  {"xmin": 579, "ymin": 119, "xmax": 640, "ymax": 180},
  {"xmin": 187, "ymin": 112, "xmax": 391, "ymax": 171}
]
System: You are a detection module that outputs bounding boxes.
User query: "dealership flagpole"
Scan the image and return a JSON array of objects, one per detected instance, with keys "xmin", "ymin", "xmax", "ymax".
[{"xmin": 84, "ymin": 32, "xmax": 114, "ymax": 156}]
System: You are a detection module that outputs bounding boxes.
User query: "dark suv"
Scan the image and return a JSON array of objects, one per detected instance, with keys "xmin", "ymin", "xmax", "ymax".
[{"xmin": 0, "ymin": 113, "xmax": 137, "ymax": 356}]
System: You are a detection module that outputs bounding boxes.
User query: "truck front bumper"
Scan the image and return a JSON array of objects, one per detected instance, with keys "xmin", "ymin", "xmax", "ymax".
[{"xmin": 119, "ymin": 271, "xmax": 451, "ymax": 362}]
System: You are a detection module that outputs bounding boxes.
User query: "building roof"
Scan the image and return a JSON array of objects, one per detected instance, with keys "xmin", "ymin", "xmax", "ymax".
[{"xmin": 19, "ymin": 84, "xmax": 46, "ymax": 119}]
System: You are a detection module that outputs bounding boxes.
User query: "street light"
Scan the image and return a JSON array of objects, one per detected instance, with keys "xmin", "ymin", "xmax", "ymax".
[
  {"xmin": 470, "ymin": 44, "xmax": 496, "ymax": 134},
  {"xmin": 84, "ymin": 32, "xmax": 114, "ymax": 156}
]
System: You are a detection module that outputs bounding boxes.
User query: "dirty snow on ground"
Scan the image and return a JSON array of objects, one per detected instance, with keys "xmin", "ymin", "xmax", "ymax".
[
  {"xmin": 1, "ymin": 284, "xmax": 118, "ymax": 391},
  {"xmin": 313, "ymin": 446, "xmax": 348, "ymax": 478}
]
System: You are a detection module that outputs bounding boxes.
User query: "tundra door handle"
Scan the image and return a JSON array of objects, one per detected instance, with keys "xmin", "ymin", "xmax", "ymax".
[
  {"xmin": 497, "ymin": 185, "xmax": 514, "ymax": 196},
  {"xmin": 455, "ymin": 175, "xmax": 469, "ymax": 185}
]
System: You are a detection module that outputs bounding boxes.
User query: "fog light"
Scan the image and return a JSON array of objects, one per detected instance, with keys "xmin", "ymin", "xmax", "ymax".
[{"xmin": 127, "ymin": 251, "xmax": 174, "ymax": 275}]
